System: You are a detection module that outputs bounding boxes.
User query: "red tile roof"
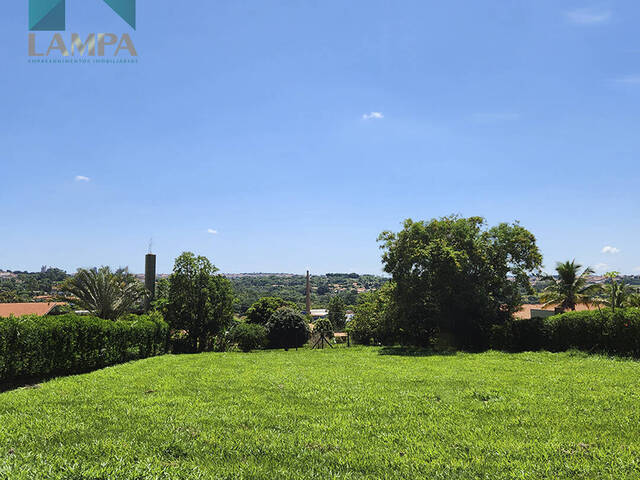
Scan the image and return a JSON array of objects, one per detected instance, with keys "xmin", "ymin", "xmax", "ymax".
[
  {"xmin": 514, "ymin": 303, "xmax": 595, "ymax": 320},
  {"xmin": 0, "ymin": 302, "xmax": 66, "ymax": 318}
]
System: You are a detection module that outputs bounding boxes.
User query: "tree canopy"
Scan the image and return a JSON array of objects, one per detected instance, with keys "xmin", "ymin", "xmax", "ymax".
[
  {"xmin": 61, "ymin": 266, "xmax": 146, "ymax": 320},
  {"xmin": 167, "ymin": 252, "xmax": 234, "ymax": 352},
  {"xmin": 328, "ymin": 296, "xmax": 346, "ymax": 330},
  {"xmin": 246, "ymin": 297, "xmax": 297, "ymax": 325},
  {"xmin": 378, "ymin": 215, "xmax": 543, "ymax": 348},
  {"xmin": 540, "ymin": 260, "xmax": 599, "ymax": 312}
]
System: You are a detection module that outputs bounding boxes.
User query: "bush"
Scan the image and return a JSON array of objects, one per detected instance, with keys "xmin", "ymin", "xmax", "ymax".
[
  {"xmin": 266, "ymin": 307, "xmax": 310, "ymax": 350},
  {"xmin": 231, "ymin": 323, "xmax": 268, "ymax": 352},
  {"xmin": 492, "ymin": 308, "xmax": 640, "ymax": 357},
  {"xmin": 0, "ymin": 312, "xmax": 169, "ymax": 384},
  {"xmin": 313, "ymin": 317, "xmax": 334, "ymax": 339},
  {"xmin": 347, "ymin": 284, "xmax": 395, "ymax": 345},
  {"xmin": 169, "ymin": 329, "xmax": 191, "ymax": 354},
  {"xmin": 548, "ymin": 308, "xmax": 640, "ymax": 356},
  {"xmin": 491, "ymin": 317, "xmax": 550, "ymax": 352}
]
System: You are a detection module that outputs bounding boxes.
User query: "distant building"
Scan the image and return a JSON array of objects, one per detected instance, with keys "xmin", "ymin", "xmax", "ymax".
[
  {"xmin": 0, "ymin": 302, "xmax": 67, "ymax": 318},
  {"xmin": 308, "ymin": 309, "xmax": 329, "ymax": 319}
]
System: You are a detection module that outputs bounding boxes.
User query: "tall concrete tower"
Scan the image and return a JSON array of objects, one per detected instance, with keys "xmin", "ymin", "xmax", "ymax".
[
  {"xmin": 305, "ymin": 270, "xmax": 311, "ymax": 314},
  {"xmin": 144, "ymin": 253, "xmax": 156, "ymax": 311}
]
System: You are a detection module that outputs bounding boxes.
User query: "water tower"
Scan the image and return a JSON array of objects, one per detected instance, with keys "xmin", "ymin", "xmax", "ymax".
[{"xmin": 144, "ymin": 253, "xmax": 156, "ymax": 311}]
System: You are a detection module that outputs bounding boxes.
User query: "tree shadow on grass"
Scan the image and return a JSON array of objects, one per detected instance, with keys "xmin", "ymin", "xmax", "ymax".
[
  {"xmin": 1, "ymin": 374, "xmax": 55, "ymax": 393},
  {"xmin": 377, "ymin": 346, "xmax": 457, "ymax": 357}
]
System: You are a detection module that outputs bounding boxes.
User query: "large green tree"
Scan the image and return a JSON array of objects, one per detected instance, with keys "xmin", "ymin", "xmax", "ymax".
[
  {"xmin": 246, "ymin": 297, "xmax": 297, "ymax": 325},
  {"xmin": 540, "ymin": 261, "xmax": 599, "ymax": 312},
  {"xmin": 167, "ymin": 252, "xmax": 234, "ymax": 352},
  {"xmin": 378, "ymin": 215, "xmax": 542, "ymax": 348},
  {"xmin": 61, "ymin": 266, "xmax": 147, "ymax": 320},
  {"xmin": 328, "ymin": 296, "xmax": 346, "ymax": 330}
]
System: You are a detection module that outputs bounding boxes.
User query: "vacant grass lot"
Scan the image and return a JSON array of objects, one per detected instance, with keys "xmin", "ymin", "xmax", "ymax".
[{"xmin": 1, "ymin": 347, "xmax": 639, "ymax": 479}]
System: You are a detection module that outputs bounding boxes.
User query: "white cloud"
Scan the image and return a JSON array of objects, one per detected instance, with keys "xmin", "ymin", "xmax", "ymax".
[
  {"xmin": 634, "ymin": 266, "xmax": 640, "ymax": 272},
  {"xmin": 614, "ymin": 75, "xmax": 640, "ymax": 85},
  {"xmin": 362, "ymin": 112, "xmax": 384, "ymax": 120},
  {"xmin": 74, "ymin": 175, "xmax": 90, "ymax": 182},
  {"xmin": 593, "ymin": 263, "xmax": 609, "ymax": 271},
  {"xmin": 207, "ymin": 229, "xmax": 218, "ymax": 235},
  {"xmin": 602, "ymin": 246, "xmax": 620, "ymax": 254},
  {"xmin": 566, "ymin": 8, "xmax": 611, "ymax": 25}
]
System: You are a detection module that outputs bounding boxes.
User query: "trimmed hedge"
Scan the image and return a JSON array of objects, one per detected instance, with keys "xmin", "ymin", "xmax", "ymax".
[
  {"xmin": 231, "ymin": 323, "xmax": 268, "ymax": 352},
  {"xmin": 493, "ymin": 308, "xmax": 640, "ymax": 357},
  {"xmin": 0, "ymin": 312, "xmax": 169, "ymax": 384}
]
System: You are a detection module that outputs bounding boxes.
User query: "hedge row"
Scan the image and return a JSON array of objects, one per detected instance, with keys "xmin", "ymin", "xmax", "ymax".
[
  {"xmin": 492, "ymin": 308, "xmax": 640, "ymax": 357},
  {"xmin": 0, "ymin": 312, "xmax": 169, "ymax": 384}
]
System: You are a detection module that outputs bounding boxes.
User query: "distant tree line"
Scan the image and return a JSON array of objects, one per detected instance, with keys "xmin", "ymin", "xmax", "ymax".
[
  {"xmin": 229, "ymin": 273, "xmax": 388, "ymax": 313},
  {"xmin": 0, "ymin": 268, "xmax": 69, "ymax": 302}
]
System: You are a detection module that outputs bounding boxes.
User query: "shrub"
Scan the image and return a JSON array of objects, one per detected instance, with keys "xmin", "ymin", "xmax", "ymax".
[
  {"xmin": 231, "ymin": 323, "xmax": 268, "ymax": 352},
  {"xmin": 313, "ymin": 317, "xmax": 334, "ymax": 339},
  {"xmin": 347, "ymin": 284, "xmax": 395, "ymax": 345},
  {"xmin": 0, "ymin": 312, "xmax": 168, "ymax": 384},
  {"xmin": 169, "ymin": 330, "xmax": 191, "ymax": 354},
  {"xmin": 492, "ymin": 308, "xmax": 640, "ymax": 357},
  {"xmin": 491, "ymin": 317, "xmax": 550, "ymax": 352},
  {"xmin": 266, "ymin": 307, "xmax": 310, "ymax": 350},
  {"xmin": 547, "ymin": 308, "xmax": 640, "ymax": 356}
]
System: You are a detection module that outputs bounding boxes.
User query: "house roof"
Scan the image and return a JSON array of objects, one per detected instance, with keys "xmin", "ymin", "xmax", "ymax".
[
  {"xmin": 309, "ymin": 309, "xmax": 329, "ymax": 317},
  {"xmin": 514, "ymin": 303, "xmax": 594, "ymax": 320},
  {"xmin": 0, "ymin": 302, "xmax": 66, "ymax": 318}
]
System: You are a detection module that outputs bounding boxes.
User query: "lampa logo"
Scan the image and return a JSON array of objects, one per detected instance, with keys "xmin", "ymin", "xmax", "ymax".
[
  {"xmin": 28, "ymin": 0, "xmax": 138, "ymax": 60},
  {"xmin": 29, "ymin": 0, "xmax": 135, "ymax": 31}
]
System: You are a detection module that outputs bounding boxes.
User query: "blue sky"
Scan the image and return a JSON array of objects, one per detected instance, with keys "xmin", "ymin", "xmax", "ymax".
[{"xmin": 1, "ymin": 1, "xmax": 639, "ymax": 275}]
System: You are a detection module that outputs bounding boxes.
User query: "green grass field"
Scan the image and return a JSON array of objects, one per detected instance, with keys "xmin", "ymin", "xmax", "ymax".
[{"xmin": 1, "ymin": 347, "xmax": 639, "ymax": 479}]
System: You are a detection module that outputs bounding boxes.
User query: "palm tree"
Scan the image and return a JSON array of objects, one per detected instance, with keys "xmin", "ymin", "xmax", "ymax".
[
  {"xmin": 539, "ymin": 260, "xmax": 599, "ymax": 312},
  {"xmin": 599, "ymin": 272, "xmax": 633, "ymax": 312},
  {"xmin": 61, "ymin": 266, "xmax": 148, "ymax": 320},
  {"xmin": 625, "ymin": 293, "xmax": 640, "ymax": 308}
]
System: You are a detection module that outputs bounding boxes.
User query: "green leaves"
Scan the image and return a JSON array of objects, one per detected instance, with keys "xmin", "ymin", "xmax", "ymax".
[
  {"xmin": 328, "ymin": 296, "xmax": 346, "ymax": 330},
  {"xmin": 0, "ymin": 312, "xmax": 168, "ymax": 384},
  {"xmin": 246, "ymin": 297, "xmax": 297, "ymax": 326},
  {"xmin": 378, "ymin": 215, "xmax": 543, "ymax": 348},
  {"xmin": 166, "ymin": 252, "xmax": 234, "ymax": 352},
  {"xmin": 266, "ymin": 307, "xmax": 310, "ymax": 350},
  {"xmin": 498, "ymin": 308, "xmax": 640, "ymax": 357},
  {"xmin": 540, "ymin": 260, "xmax": 597, "ymax": 311},
  {"xmin": 60, "ymin": 266, "xmax": 147, "ymax": 320}
]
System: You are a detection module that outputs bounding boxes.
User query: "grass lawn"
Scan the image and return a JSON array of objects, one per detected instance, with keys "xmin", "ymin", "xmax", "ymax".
[{"xmin": 1, "ymin": 347, "xmax": 639, "ymax": 479}]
